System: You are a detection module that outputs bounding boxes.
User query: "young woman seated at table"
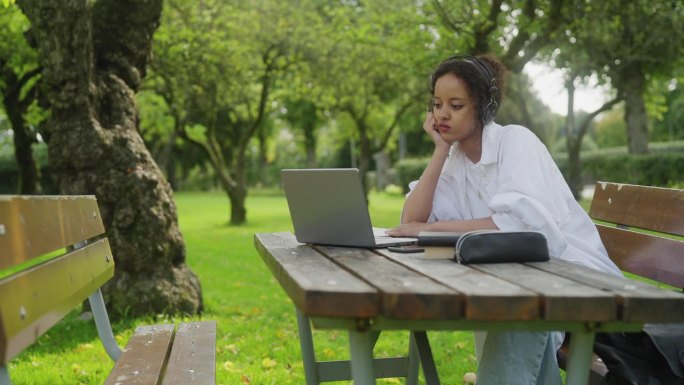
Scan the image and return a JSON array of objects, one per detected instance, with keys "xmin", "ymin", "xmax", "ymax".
[{"xmin": 387, "ymin": 54, "xmax": 622, "ymax": 385}]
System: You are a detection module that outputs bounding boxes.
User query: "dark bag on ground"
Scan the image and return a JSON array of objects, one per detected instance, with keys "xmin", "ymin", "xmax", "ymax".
[
  {"xmin": 594, "ymin": 323, "xmax": 684, "ymax": 385},
  {"xmin": 454, "ymin": 230, "xmax": 549, "ymax": 264}
]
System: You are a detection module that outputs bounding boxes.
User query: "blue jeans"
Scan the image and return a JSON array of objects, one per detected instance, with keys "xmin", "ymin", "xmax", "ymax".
[{"xmin": 475, "ymin": 331, "xmax": 563, "ymax": 385}]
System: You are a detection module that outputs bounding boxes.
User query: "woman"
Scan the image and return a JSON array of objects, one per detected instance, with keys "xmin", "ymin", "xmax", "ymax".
[{"xmin": 387, "ymin": 54, "xmax": 622, "ymax": 384}]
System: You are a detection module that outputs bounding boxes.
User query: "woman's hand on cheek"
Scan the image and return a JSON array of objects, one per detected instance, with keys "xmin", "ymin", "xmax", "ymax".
[
  {"xmin": 387, "ymin": 222, "xmax": 430, "ymax": 237},
  {"xmin": 423, "ymin": 110, "xmax": 450, "ymax": 151}
]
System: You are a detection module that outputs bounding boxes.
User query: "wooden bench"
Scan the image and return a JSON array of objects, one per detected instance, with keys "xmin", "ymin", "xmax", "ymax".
[
  {"xmin": 0, "ymin": 195, "xmax": 216, "ymax": 385},
  {"xmin": 558, "ymin": 181, "xmax": 684, "ymax": 383}
]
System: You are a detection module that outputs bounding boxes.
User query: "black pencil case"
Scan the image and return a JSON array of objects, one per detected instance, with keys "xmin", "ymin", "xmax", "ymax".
[{"xmin": 455, "ymin": 230, "xmax": 550, "ymax": 264}]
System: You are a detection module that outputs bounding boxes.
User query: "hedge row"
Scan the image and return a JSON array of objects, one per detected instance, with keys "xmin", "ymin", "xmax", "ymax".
[
  {"xmin": 570, "ymin": 152, "xmax": 684, "ymax": 187},
  {"xmin": 395, "ymin": 141, "xmax": 684, "ymax": 192}
]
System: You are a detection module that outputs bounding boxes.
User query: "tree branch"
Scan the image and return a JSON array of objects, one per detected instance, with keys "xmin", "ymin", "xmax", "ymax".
[
  {"xmin": 473, "ymin": 0, "xmax": 503, "ymax": 54},
  {"xmin": 430, "ymin": 0, "xmax": 466, "ymax": 35},
  {"xmin": 578, "ymin": 96, "xmax": 622, "ymax": 137},
  {"xmin": 376, "ymin": 89, "xmax": 425, "ymax": 151}
]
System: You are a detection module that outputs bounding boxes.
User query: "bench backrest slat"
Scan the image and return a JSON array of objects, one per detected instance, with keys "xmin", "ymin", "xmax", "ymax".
[
  {"xmin": 590, "ymin": 182, "xmax": 684, "ymax": 237},
  {"xmin": 596, "ymin": 225, "xmax": 684, "ymax": 289},
  {"xmin": 0, "ymin": 238, "xmax": 114, "ymax": 363},
  {"xmin": 590, "ymin": 182, "xmax": 684, "ymax": 288},
  {"xmin": 0, "ymin": 195, "xmax": 105, "ymax": 270}
]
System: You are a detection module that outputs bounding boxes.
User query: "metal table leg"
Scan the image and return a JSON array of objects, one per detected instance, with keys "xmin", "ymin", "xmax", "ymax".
[
  {"xmin": 565, "ymin": 331, "xmax": 595, "ymax": 385},
  {"xmin": 349, "ymin": 330, "xmax": 376, "ymax": 385},
  {"xmin": 0, "ymin": 365, "xmax": 10, "ymax": 385},
  {"xmin": 296, "ymin": 309, "xmax": 319, "ymax": 385},
  {"xmin": 412, "ymin": 331, "xmax": 441, "ymax": 385},
  {"xmin": 406, "ymin": 333, "xmax": 419, "ymax": 385}
]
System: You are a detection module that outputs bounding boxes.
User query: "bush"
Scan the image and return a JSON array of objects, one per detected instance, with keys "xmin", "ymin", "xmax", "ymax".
[
  {"xmin": 555, "ymin": 140, "xmax": 684, "ymax": 187},
  {"xmin": 584, "ymin": 152, "xmax": 684, "ymax": 187},
  {"xmin": 398, "ymin": 141, "xmax": 684, "ymax": 193},
  {"xmin": 395, "ymin": 157, "xmax": 429, "ymax": 193}
]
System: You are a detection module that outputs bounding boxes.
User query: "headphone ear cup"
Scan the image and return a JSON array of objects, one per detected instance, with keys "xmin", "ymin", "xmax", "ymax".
[
  {"xmin": 481, "ymin": 85, "xmax": 498, "ymax": 124},
  {"xmin": 482, "ymin": 100, "xmax": 498, "ymax": 124}
]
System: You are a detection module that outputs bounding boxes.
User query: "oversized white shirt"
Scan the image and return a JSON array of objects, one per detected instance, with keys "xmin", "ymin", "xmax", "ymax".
[{"xmin": 408, "ymin": 122, "xmax": 622, "ymax": 276}]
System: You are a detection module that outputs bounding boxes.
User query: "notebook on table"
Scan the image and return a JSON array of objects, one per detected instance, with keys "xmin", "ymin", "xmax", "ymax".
[{"xmin": 280, "ymin": 168, "xmax": 416, "ymax": 248}]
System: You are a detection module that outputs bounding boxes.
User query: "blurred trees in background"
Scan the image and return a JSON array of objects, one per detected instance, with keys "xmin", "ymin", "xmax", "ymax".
[{"xmin": 1, "ymin": 0, "xmax": 683, "ymax": 223}]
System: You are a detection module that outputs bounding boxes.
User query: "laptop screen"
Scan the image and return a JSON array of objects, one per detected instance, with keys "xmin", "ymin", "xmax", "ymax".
[{"xmin": 281, "ymin": 168, "xmax": 380, "ymax": 247}]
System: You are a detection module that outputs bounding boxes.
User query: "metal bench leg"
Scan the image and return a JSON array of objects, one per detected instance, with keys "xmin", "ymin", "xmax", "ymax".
[
  {"xmin": 88, "ymin": 289, "xmax": 122, "ymax": 361},
  {"xmin": 349, "ymin": 330, "xmax": 376, "ymax": 385},
  {"xmin": 412, "ymin": 331, "xmax": 441, "ymax": 385},
  {"xmin": 565, "ymin": 331, "xmax": 595, "ymax": 385},
  {"xmin": 0, "ymin": 365, "xmax": 10, "ymax": 385},
  {"xmin": 296, "ymin": 309, "xmax": 319, "ymax": 385}
]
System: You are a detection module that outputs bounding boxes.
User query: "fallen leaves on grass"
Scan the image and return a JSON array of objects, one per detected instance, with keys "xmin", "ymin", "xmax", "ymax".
[{"xmin": 261, "ymin": 357, "xmax": 277, "ymax": 369}]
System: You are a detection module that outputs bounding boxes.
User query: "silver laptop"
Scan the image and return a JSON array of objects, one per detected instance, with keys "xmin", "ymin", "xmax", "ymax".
[{"xmin": 281, "ymin": 168, "xmax": 416, "ymax": 248}]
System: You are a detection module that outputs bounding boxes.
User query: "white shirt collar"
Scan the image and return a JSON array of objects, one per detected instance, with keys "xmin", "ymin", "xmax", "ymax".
[{"xmin": 449, "ymin": 121, "xmax": 500, "ymax": 165}]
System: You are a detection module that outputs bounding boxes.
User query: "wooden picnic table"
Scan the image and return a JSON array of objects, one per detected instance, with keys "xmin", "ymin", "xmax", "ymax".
[{"xmin": 254, "ymin": 231, "xmax": 684, "ymax": 385}]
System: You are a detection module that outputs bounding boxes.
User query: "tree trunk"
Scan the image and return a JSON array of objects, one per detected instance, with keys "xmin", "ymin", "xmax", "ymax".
[
  {"xmin": 207, "ymin": 149, "xmax": 248, "ymax": 225},
  {"xmin": 566, "ymin": 140, "xmax": 582, "ymax": 200},
  {"xmin": 303, "ymin": 121, "xmax": 317, "ymax": 167},
  {"xmin": 620, "ymin": 65, "xmax": 649, "ymax": 154},
  {"xmin": 564, "ymin": 76, "xmax": 582, "ymax": 200},
  {"xmin": 19, "ymin": 0, "xmax": 202, "ymax": 318},
  {"xmin": 357, "ymin": 122, "xmax": 372, "ymax": 199},
  {"xmin": 564, "ymin": 74, "xmax": 622, "ymax": 200},
  {"xmin": 228, "ymin": 185, "xmax": 247, "ymax": 224},
  {"xmin": 257, "ymin": 127, "xmax": 270, "ymax": 186},
  {"xmin": 4, "ymin": 95, "xmax": 40, "ymax": 194},
  {"xmin": 1, "ymin": 66, "xmax": 41, "ymax": 194},
  {"xmin": 10, "ymin": 117, "xmax": 40, "ymax": 195}
]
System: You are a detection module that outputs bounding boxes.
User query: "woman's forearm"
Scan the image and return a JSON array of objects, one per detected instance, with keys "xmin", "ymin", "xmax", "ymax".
[
  {"xmin": 387, "ymin": 217, "xmax": 499, "ymax": 237},
  {"xmin": 427, "ymin": 217, "xmax": 499, "ymax": 232},
  {"xmin": 401, "ymin": 147, "xmax": 449, "ymax": 224}
]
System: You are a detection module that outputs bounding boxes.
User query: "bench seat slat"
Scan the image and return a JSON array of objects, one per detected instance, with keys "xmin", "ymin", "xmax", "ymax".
[
  {"xmin": 104, "ymin": 324, "xmax": 175, "ymax": 385},
  {"xmin": 162, "ymin": 321, "xmax": 216, "ymax": 385},
  {"xmin": 0, "ymin": 195, "xmax": 105, "ymax": 269},
  {"xmin": 0, "ymin": 239, "xmax": 114, "ymax": 363}
]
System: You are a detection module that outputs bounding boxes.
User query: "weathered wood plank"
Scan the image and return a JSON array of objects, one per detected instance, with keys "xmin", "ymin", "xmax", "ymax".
[
  {"xmin": 103, "ymin": 324, "xmax": 174, "ymax": 385},
  {"xmin": 316, "ymin": 246, "xmax": 462, "ymax": 320},
  {"xmin": 380, "ymin": 250, "xmax": 540, "ymax": 321},
  {"xmin": 590, "ymin": 182, "xmax": 684, "ymax": 237},
  {"xmin": 254, "ymin": 232, "xmax": 378, "ymax": 318},
  {"xmin": 162, "ymin": 322, "xmax": 216, "ymax": 385},
  {"xmin": 472, "ymin": 262, "xmax": 617, "ymax": 322},
  {"xmin": 530, "ymin": 259, "xmax": 684, "ymax": 323},
  {"xmin": 596, "ymin": 225, "xmax": 684, "ymax": 288},
  {"xmin": 0, "ymin": 195, "xmax": 104, "ymax": 269},
  {"xmin": 0, "ymin": 238, "xmax": 114, "ymax": 363}
]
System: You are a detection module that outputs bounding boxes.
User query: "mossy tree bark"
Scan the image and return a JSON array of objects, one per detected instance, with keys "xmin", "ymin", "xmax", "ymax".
[{"xmin": 18, "ymin": 0, "xmax": 202, "ymax": 317}]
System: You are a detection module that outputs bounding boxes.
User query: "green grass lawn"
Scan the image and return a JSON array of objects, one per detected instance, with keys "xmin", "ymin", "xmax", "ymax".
[{"xmin": 6, "ymin": 190, "xmax": 476, "ymax": 385}]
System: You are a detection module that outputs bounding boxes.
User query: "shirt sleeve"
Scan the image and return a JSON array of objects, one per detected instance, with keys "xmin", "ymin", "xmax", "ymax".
[{"xmin": 488, "ymin": 127, "xmax": 573, "ymax": 257}]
